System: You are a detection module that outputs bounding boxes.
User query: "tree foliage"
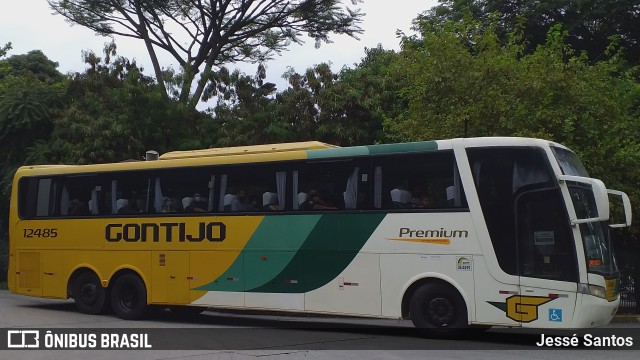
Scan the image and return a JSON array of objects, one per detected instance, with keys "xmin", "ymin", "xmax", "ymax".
[
  {"xmin": 28, "ymin": 42, "xmax": 218, "ymax": 165},
  {"xmin": 213, "ymin": 57, "xmax": 390, "ymax": 147},
  {"xmin": 0, "ymin": 47, "xmax": 66, "ymax": 282},
  {"xmin": 49, "ymin": 0, "xmax": 365, "ymax": 110},
  {"xmin": 419, "ymin": 0, "xmax": 640, "ymax": 66}
]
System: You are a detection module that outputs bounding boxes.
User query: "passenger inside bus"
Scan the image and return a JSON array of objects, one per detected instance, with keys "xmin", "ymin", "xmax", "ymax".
[
  {"xmin": 300, "ymin": 190, "xmax": 337, "ymax": 210},
  {"xmin": 69, "ymin": 198, "xmax": 89, "ymax": 216},
  {"xmin": 231, "ymin": 190, "xmax": 247, "ymax": 211},
  {"xmin": 183, "ymin": 193, "xmax": 207, "ymax": 213}
]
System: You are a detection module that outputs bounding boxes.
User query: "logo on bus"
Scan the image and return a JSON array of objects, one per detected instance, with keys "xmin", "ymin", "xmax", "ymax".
[
  {"xmin": 386, "ymin": 227, "xmax": 469, "ymax": 245},
  {"xmin": 456, "ymin": 257, "xmax": 472, "ymax": 271},
  {"xmin": 488, "ymin": 295, "xmax": 555, "ymax": 323},
  {"xmin": 105, "ymin": 222, "xmax": 226, "ymax": 243}
]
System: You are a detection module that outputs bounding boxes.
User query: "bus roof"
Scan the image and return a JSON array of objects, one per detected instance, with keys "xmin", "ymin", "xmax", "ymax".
[
  {"xmin": 14, "ymin": 137, "xmax": 565, "ymax": 177},
  {"xmin": 159, "ymin": 141, "xmax": 337, "ymax": 160}
]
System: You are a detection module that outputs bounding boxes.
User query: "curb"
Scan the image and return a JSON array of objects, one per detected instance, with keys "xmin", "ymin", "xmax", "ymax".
[{"xmin": 612, "ymin": 314, "xmax": 640, "ymax": 323}]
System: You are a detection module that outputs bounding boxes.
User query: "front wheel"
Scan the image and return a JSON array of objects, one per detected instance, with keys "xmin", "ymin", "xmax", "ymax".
[
  {"xmin": 110, "ymin": 273, "xmax": 147, "ymax": 320},
  {"xmin": 409, "ymin": 283, "xmax": 467, "ymax": 335}
]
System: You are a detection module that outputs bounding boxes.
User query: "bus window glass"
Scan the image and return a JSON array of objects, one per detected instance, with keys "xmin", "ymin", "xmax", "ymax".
[
  {"xmin": 35, "ymin": 178, "xmax": 56, "ymax": 217},
  {"xmin": 373, "ymin": 151, "xmax": 466, "ymax": 210},
  {"xmin": 61, "ymin": 175, "xmax": 101, "ymax": 216},
  {"xmin": 516, "ymin": 189, "xmax": 578, "ymax": 282},
  {"xmin": 467, "ymin": 147, "xmax": 555, "ymax": 275},
  {"xmin": 295, "ymin": 162, "xmax": 363, "ymax": 211},
  {"xmin": 222, "ymin": 166, "xmax": 286, "ymax": 212},
  {"xmin": 111, "ymin": 172, "xmax": 150, "ymax": 215},
  {"xmin": 156, "ymin": 168, "xmax": 215, "ymax": 213},
  {"xmin": 552, "ymin": 147, "xmax": 589, "ymax": 177}
]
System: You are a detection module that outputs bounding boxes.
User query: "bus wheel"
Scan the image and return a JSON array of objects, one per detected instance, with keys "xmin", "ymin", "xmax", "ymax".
[
  {"xmin": 409, "ymin": 283, "xmax": 467, "ymax": 334},
  {"xmin": 72, "ymin": 272, "xmax": 108, "ymax": 315},
  {"xmin": 110, "ymin": 273, "xmax": 147, "ymax": 320}
]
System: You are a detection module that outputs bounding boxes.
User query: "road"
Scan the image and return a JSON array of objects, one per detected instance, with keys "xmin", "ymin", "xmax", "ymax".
[{"xmin": 1, "ymin": 290, "xmax": 639, "ymax": 359}]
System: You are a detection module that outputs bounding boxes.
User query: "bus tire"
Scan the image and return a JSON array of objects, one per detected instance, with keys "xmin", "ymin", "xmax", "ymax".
[
  {"xmin": 72, "ymin": 272, "xmax": 109, "ymax": 315},
  {"xmin": 110, "ymin": 273, "xmax": 147, "ymax": 320},
  {"xmin": 409, "ymin": 283, "xmax": 467, "ymax": 334}
]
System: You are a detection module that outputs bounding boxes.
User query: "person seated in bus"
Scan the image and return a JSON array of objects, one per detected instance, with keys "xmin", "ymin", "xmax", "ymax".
[
  {"xmin": 300, "ymin": 189, "xmax": 337, "ymax": 210},
  {"xmin": 182, "ymin": 194, "xmax": 206, "ymax": 213},
  {"xmin": 116, "ymin": 198, "xmax": 131, "ymax": 214},
  {"xmin": 231, "ymin": 189, "xmax": 247, "ymax": 211},
  {"xmin": 183, "ymin": 193, "xmax": 207, "ymax": 213},
  {"xmin": 414, "ymin": 194, "xmax": 432, "ymax": 208},
  {"xmin": 69, "ymin": 198, "xmax": 89, "ymax": 216}
]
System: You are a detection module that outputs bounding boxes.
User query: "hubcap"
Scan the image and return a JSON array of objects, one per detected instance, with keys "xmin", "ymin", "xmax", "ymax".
[
  {"xmin": 119, "ymin": 284, "xmax": 138, "ymax": 310},
  {"xmin": 80, "ymin": 283, "xmax": 98, "ymax": 305},
  {"xmin": 426, "ymin": 296, "xmax": 455, "ymax": 327}
]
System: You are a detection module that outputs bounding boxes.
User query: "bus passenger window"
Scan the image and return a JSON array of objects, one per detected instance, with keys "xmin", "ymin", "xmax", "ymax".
[
  {"xmin": 373, "ymin": 151, "xmax": 466, "ymax": 210},
  {"xmin": 222, "ymin": 167, "xmax": 286, "ymax": 212},
  {"xmin": 156, "ymin": 169, "xmax": 215, "ymax": 214}
]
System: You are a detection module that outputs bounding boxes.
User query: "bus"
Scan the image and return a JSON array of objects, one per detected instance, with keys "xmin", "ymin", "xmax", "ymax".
[{"xmin": 7, "ymin": 137, "xmax": 632, "ymax": 332}]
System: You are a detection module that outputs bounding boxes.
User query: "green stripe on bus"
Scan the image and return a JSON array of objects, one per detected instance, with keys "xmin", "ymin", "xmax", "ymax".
[
  {"xmin": 306, "ymin": 146, "xmax": 370, "ymax": 159},
  {"xmin": 305, "ymin": 141, "xmax": 438, "ymax": 159},
  {"xmin": 194, "ymin": 215, "xmax": 321, "ymax": 291},
  {"xmin": 249, "ymin": 213, "xmax": 386, "ymax": 293},
  {"xmin": 366, "ymin": 141, "xmax": 438, "ymax": 155}
]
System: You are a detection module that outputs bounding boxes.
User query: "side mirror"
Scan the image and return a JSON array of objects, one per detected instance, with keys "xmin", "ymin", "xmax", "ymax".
[
  {"xmin": 558, "ymin": 175, "xmax": 609, "ymax": 224},
  {"xmin": 607, "ymin": 189, "xmax": 633, "ymax": 228}
]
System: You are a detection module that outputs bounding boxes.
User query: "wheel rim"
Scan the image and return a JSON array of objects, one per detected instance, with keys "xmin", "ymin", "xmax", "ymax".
[
  {"xmin": 425, "ymin": 296, "xmax": 455, "ymax": 327},
  {"xmin": 79, "ymin": 283, "xmax": 98, "ymax": 305},
  {"xmin": 118, "ymin": 283, "xmax": 138, "ymax": 310}
]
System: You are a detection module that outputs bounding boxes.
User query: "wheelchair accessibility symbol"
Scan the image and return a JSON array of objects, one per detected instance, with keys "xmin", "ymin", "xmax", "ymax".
[{"xmin": 549, "ymin": 308, "xmax": 563, "ymax": 322}]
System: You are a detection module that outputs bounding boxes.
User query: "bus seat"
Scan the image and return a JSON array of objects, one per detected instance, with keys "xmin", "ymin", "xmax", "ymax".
[
  {"xmin": 390, "ymin": 188, "xmax": 411, "ymax": 208},
  {"xmin": 223, "ymin": 194, "xmax": 236, "ymax": 212},
  {"xmin": 88, "ymin": 199, "xmax": 99, "ymax": 215},
  {"xmin": 182, "ymin": 197, "xmax": 194, "ymax": 212},
  {"xmin": 263, "ymin": 192, "xmax": 279, "ymax": 210},
  {"xmin": 297, "ymin": 192, "xmax": 308, "ymax": 206},
  {"xmin": 116, "ymin": 199, "xmax": 129, "ymax": 214}
]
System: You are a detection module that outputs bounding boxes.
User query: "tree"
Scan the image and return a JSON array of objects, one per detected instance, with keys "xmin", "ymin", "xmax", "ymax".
[
  {"xmin": 212, "ymin": 66, "xmax": 285, "ymax": 146},
  {"xmin": 0, "ymin": 46, "xmax": 66, "ymax": 283},
  {"xmin": 384, "ymin": 18, "xmax": 640, "ymax": 309},
  {"xmin": 0, "ymin": 50, "xmax": 65, "ymax": 83},
  {"xmin": 0, "ymin": 42, "xmax": 11, "ymax": 58},
  {"xmin": 418, "ymin": 0, "xmax": 640, "ymax": 67},
  {"xmin": 27, "ymin": 42, "xmax": 218, "ymax": 165},
  {"xmin": 49, "ymin": 0, "xmax": 365, "ymax": 110},
  {"xmin": 213, "ymin": 60, "xmax": 388, "ymax": 147}
]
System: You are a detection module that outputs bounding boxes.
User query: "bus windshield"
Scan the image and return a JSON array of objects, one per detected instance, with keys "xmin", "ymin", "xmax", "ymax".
[
  {"xmin": 566, "ymin": 180, "xmax": 618, "ymax": 276},
  {"xmin": 580, "ymin": 222, "xmax": 617, "ymax": 276},
  {"xmin": 552, "ymin": 147, "xmax": 589, "ymax": 177}
]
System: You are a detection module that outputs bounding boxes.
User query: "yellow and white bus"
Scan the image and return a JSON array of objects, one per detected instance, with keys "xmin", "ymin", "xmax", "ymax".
[{"xmin": 8, "ymin": 137, "xmax": 632, "ymax": 332}]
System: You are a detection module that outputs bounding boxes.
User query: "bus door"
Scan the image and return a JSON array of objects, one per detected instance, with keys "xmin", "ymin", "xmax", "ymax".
[
  {"xmin": 467, "ymin": 146, "xmax": 577, "ymax": 327},
  {"xmin": 515, "ymin": 187, "xmax": 578, "ymax": 328}
]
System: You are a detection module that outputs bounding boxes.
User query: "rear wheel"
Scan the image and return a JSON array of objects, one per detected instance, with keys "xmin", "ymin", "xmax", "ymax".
[
  {"xmin": 110, "ymin": 273, "xmax": 147, "ymax": 320},
  {"xmin": 409, "ymin": 283, "xmax": 467, "ymax": 335},
  {"xmin": 72, "ymin": 272, "xmax": 109, "ymax": 315}
]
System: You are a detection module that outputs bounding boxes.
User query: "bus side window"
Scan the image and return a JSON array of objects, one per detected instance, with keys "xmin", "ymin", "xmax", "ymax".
[
  {"xmin": 373, "ymin": 151, "xmax": 465, "ymax": 210},
  {"xmin": 224, "ymin": 167, "xmax": 286, "ymax": 212}
]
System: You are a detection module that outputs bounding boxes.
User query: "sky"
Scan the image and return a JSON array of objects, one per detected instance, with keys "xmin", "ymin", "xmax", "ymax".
[{"xmin": 1, "ymin": 1, "xmax": 439, "ymax": 94}]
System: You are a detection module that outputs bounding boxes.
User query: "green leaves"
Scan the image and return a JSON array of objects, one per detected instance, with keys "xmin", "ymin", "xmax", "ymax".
[{"xmin": 49, "ymin": 0, "xmax": 365, "ymax": 110}]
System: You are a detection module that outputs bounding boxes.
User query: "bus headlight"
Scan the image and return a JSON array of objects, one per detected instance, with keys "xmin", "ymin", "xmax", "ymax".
[{"xmin": 578, "ymin": 283, "xmax": 606, "ymax": 299}]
